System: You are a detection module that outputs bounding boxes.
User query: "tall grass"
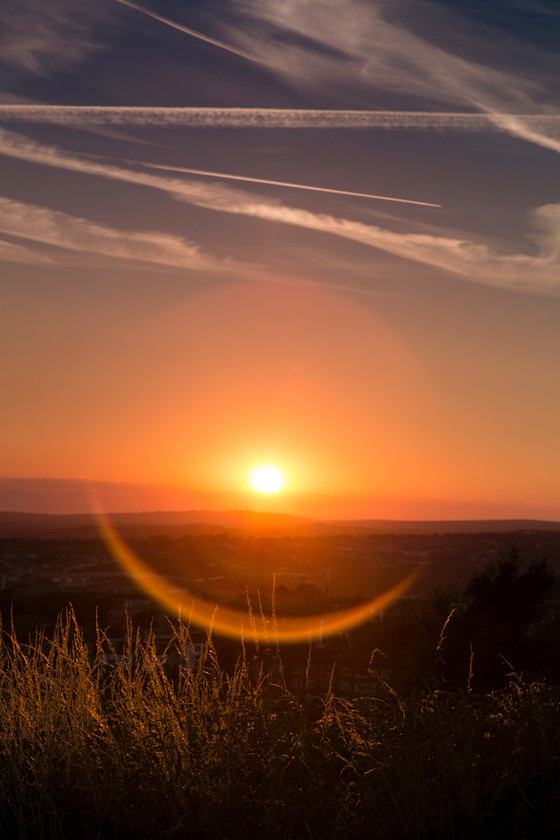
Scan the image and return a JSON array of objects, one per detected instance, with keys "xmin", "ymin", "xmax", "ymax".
[{"xmin": 1, "ymin": 609, "xmax": 559, "ymax": 839}]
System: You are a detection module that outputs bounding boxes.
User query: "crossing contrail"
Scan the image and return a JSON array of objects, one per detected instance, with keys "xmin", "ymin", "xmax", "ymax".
[
  {"xmin": 140, "ymin": 161, "xmax": 441, "ymax": 207},
  {"xmin": 115, "ymin": 0, "xmax": 263, "ymax": 65}
]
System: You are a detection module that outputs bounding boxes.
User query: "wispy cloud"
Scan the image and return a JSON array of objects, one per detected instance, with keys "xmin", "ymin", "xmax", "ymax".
[
  {"xmin": 0, "ymin": 237, "xmax": 53, "ymax": 265},
  {"xmin": 0, "ymin": 127, "xmax": 247, "ymax": 207},
  {"xmin": 504, "ymin": 1, "xmax": 560, "ymax": 19},
  {"xmin": 488, "ymin": 113, "xmax": 560, "ymax": 155},
  {"xmin": 0, "ymin": 0, "xmax": 105, "ymax": 74},
  {"xmin": 4, "ymin": 2, "xmax": 556, "ymax": 155},
  {"xmin": 1, "ymin": 127, "xmax": 559, "ymax": 294},
  {"xmin": 225, "ymin": 0, "xmax": 560, "ymax": 154},
  {"xmin": 186, "ymin": 191, "xmax": 560, "ymax": 295},
  {"xmin": 0, "ymin": 196, "xmax": 246, "ymax": 274},
  {"xmin": 230, "ymin": 0, "xmax": 558, "ymax": 106}
]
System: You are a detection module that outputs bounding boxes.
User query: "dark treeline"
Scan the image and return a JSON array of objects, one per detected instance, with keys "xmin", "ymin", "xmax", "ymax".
[{"xmin": 397, "ymin": 550, "xmax": 560, "ymax": 692}]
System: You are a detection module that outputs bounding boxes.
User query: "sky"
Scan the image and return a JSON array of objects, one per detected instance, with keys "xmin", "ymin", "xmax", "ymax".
[{"xmin": 1, "ymin": 0, "xmax": 560, "ymax": 520}]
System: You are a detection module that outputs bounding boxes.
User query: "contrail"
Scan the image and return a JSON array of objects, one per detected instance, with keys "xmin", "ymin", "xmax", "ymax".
[
  {"xmin": 0, "ymin": 126, "xmax": 439, "ymax": 210},
  {"xmin": 141, "ymin": 161, "xmax": 441, "ymax": 207},
  {"xmin": 1, "ymin": 129, "xmax": 558, "ymax": 293},
  {"xmin": 114, "ymin": 0, "xmax": 263, "ymax": 65},
  {"xmin": 0, "ymin": 105, "xmax": 558, "ymax": 132}
]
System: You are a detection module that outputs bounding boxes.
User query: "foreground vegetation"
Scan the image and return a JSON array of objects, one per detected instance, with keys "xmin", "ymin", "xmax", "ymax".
[{"xmin": 1, "ymin": 610, "xmax": 560, "ymax": 840}]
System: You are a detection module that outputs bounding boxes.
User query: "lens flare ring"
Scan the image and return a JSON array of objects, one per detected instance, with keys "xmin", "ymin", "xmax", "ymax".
[{"xmin": 97, "ymin": 512, "xmax": 418, "ymax": 643}]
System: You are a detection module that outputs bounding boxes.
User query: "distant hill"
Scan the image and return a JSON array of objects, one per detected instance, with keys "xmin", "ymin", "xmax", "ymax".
[
  {"xmin": 326, "ymin": 519, "xmax": 560, "ymax": 535},
  {"xmin": 0, "ymin": 510, "xmax": 559, "ymax": 539},
  {"xmin": 0, "ymin": 509, "xmax": 314, "ymax": 538}
]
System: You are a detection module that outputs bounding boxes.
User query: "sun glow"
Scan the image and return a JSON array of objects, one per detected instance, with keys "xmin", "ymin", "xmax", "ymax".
[{"xmin": 248, "ymin": 463, "xmax": 287, "ymax": 494}]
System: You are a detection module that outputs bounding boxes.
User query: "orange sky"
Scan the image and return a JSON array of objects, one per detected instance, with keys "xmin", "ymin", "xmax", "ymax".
[{"xmin": 3, "ymin": 275, "xmax": 560, "ymax": 519}]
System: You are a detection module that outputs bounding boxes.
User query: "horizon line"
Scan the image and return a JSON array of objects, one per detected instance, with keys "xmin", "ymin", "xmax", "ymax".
[{"xmin": 0, "ymin": 508, "xmax": 558, "ymax": 525}]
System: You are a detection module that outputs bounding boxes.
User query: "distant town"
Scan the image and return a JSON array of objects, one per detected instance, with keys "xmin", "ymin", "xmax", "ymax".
[{"xmin": 2, "ymin": 511, "xmax": 560, "ymax": 698}]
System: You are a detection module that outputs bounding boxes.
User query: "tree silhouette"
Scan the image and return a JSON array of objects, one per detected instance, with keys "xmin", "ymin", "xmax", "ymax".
[{"xmin": 439, "ymin": 550, "xmax": 556, "ymax": 691}]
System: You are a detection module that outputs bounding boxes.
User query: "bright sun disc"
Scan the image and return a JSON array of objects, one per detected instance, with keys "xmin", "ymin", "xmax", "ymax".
[{"xmin": 248, "ymin": 464, "xmax": 286, "ymax": 494}]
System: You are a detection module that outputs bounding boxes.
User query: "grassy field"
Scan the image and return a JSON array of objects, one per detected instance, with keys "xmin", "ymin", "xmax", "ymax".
[{"xmin": 1, "ymin": 610, "xmax": 559, "ymax": 839}]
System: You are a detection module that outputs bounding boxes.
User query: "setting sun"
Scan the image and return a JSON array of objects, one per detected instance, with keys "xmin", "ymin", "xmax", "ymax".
[{"xmin": 248, "ymin": 464, "xmax": 287, "ymax": 494}]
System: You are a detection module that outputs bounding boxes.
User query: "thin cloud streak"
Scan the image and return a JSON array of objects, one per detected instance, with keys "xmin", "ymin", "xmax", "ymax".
[
  {"xmin": 1, "ymin": 127, "xmax": 559, "ymax": 295},
  {"xmin": 186, "ymin": 192, "xmax": 560, "ymax": 295},
  {"xmin": 0, "ymin": 0, "xmax": 104, "ymax": 73},
  {"xmin": 0, "ymin": 127, "xmax": 247, "ymax": 206},
  {"xmin": 142, "ymin": 161, "xmax": 441, "ymax": 207},
  {"xmin": 114, "ymin": 0, "xmax": 264, "ymax": 66},
  {"xmin": 1, "ymin": 105, "xmax": 559, "ymax": 134},
  {"xmin": 0, "ymin": 237, "xmax": 53, "ymax": 265},
  {"xmin": 489, "ymin": 113, "xmax": 560, "ymax": 155},
  {"xmin": 0, "ymin": 196, "xmax": 246, "ymax": 274}
]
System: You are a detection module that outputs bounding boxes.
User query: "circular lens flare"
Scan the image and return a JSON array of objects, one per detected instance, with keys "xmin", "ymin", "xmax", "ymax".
[
  {"xmin": 95, "ymin": 511, "xmax": 418, "ymax": 644},
  {"xmin": 248, "ymin": 464, "xmax": 286, "ymax": 494}
]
